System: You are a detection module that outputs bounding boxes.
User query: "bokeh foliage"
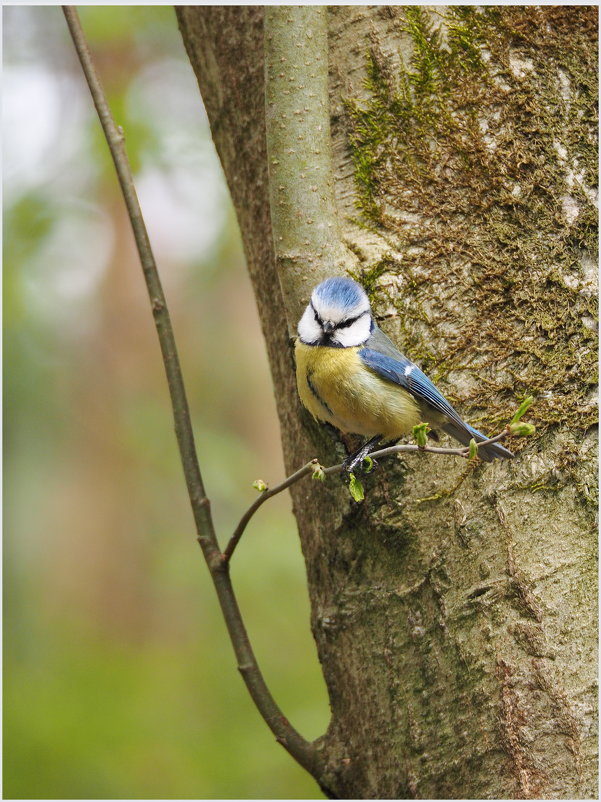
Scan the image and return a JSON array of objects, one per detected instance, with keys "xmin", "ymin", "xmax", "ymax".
[{"xmin": 4, "ymin": 7, "xmax": 328, "ymax": 798}]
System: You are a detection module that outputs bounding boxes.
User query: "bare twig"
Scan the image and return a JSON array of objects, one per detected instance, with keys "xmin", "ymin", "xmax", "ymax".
[
  {"xmin": 223, "ymin": 459, "xmax": 323, "ymax": 562},
  {"xmin": 225, "ymin": 428, "xmax": 512, "ymax": 560},
  {"xmin": 62, "ymin": 6, "xmax": 215, "ymax": 555},
  {"xmin": 62, "ymin": 6, "xmax": 321, "ymax": 779}
]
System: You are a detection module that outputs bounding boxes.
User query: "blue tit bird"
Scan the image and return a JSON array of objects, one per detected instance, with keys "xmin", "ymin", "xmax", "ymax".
[{"xmin": 295, "ymin": 276, "xmax": 513, "ymax": 471}]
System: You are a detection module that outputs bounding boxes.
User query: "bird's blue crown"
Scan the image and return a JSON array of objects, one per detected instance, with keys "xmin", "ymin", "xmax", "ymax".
[{"xmin": 313, "ymin": 277, "xmax": 368, "ymax": 314}]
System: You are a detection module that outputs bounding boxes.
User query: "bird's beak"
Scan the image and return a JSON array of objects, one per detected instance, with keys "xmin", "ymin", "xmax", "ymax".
[{"xmin": 322, "ymin": 321, "xmax": 335, "ymax": 334}]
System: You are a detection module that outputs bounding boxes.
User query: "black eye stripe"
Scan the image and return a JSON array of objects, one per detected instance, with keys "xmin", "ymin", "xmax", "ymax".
[
  {"xmin": 337, "ymin": 310, "xmax": 367, "ymax": 329},
  {"xmin": 309, "ymin": 303, "xmax": 368, "ymax": 331}
]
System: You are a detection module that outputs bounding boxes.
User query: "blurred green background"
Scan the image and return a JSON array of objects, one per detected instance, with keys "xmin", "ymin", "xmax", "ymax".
[{"xmin": 4, "ymin": 7, "xmax": 328, "ymax": 799}]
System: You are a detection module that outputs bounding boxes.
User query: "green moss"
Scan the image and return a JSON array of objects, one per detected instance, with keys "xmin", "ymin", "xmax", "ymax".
[
  {"xmin": 349, "ymin": 255, "xmax": 394, "ymax": 303},
  {"xmin": 344, "ymin": 6, "xmax": 598, "ymax": 448}
]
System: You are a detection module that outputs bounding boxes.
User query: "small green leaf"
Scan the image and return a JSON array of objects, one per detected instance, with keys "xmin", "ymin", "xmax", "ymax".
[
  {"xmin": 252, "ymin": 479, "xmax": 268, "ymax": 493},
  {"xmin": 510, "ymin": 395, "xmax": 534, "ymax": 424},
  {"xmin": 509, "ymin": 422, "xmax": 536, "ymax": 437},
  {"xmin": 348, "ymin": 472, "xmax": 365, "ymax": 502},
  {"xmin": 363, "ymin": 455, "xmax": 374, "ymax": 472},
  {"xmin": 468, "ymin": 438, "xmax": 478, "ymax": 459},
  {"xmin": 412, "ymin": 422, "xmax": 430, "ymax": 447},
  {"xmin": 311, "ymin": 464, "xmax": 326, "ymax": 481}
]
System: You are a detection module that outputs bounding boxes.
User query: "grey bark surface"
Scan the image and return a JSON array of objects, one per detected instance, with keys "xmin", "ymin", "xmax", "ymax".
[
  {"xmin": 264, "ymin": 6, "xmax": 353, "ymax": 333},
  {"xmin": 177, "ymin": 6, "xmax": 597, "ymax": 799}
]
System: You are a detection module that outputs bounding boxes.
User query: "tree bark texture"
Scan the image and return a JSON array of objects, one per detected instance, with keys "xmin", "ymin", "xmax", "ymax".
[{"xmin": 177, "ymin": 6, "xmax": 597, "ymax": 799}]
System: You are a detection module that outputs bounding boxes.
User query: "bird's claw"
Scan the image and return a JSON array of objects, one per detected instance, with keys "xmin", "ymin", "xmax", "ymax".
[{"xmin": 343, "ymin": 454, "xmax": 378, "ymax": 475}]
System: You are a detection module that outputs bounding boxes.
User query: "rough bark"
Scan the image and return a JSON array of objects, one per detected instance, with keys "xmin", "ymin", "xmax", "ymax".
[{"xmin": 177, "ymin": 6, "xmax": 597, "ymax": 799}]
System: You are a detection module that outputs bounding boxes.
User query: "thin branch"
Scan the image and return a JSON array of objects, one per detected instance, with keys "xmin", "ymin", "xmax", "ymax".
[
  {"xmin": 62, "ymin": 6, "xmax": 216, "ymax": 558},
  {"xmin": 223, "ymin": 459, "xmax": 322, "ymax": 562},
  {"xmin": 225, "ymin": 429, "xmax": 512, "ymax": 560},
  {"xmin": 62, "ymin": 6, "xmax": 321, "ymax": 780},
  {"xmin": 369, "ymin": 429, "xmax": 511, "ymax": 461}
]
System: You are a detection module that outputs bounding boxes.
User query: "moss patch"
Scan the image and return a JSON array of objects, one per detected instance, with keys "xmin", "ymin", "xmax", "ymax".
[{"xmin": 345, "ymin": 6, "xmax": 598, "ymax": 445}]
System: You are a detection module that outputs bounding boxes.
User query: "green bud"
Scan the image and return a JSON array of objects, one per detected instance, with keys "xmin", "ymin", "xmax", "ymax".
[
  {"xmin": 348, "ymin": 473, "xmax": 365, "ymax": 502},
  {"xmin": 252, "ymin": 479, "xmax": 268, "ymax": 493},
  {"xmin": 509, "ymin": 422, "xmax": 536, "ymax": 437},
  {"xmin": 363, "ymin": 456, "xmax": 374, "ymax": 473},
  {"xmin": 468, "ymin": 438, "xmax": 478, "ymax": 459},
  {"xmin": 510, "ymin": 395, "xmax": 534, "ymax": 424},
  {"xmin": 412, "ymin": 422, "xmax": 430, "ymax": 448},
  {"xmin": 311, "ymin": 464, "xmax": 326, "ymax": 481}
]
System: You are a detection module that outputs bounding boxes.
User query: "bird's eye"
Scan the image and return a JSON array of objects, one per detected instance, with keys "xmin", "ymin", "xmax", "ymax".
[{"xmin": 337, "ymin": 312, "xmax": 363, "ymax": 329}]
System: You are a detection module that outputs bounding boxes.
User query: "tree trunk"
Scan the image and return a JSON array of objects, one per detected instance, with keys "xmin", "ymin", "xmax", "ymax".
[{"xmin": 177, "ymin": 6, "xmax": 598, "ymax": 799}]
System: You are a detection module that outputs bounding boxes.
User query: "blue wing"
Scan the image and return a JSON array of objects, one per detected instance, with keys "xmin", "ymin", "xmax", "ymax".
[
  {"xmin": 358, "ymin": 327, "xmax": 513, "ymax": 461},
  {"xmin": 359, "ymin": 346, "xmax": 463, "ymax": 425}
]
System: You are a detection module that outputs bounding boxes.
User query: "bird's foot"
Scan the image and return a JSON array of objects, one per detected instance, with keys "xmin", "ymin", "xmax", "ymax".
[
  {"xmin": 342, "ymin": 454, "xmax": 379, "ymax": 474},
  {"xmin": 342, "ymin": 436, "xmax": 381, "ymax": 474}
]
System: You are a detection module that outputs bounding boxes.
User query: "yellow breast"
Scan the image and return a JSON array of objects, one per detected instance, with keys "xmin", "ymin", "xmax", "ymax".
[{"xmin": 294, "ymin": 340, "xmax": 421, "ymax": 440}]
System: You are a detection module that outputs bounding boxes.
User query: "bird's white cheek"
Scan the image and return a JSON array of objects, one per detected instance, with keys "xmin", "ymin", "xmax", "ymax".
[
  {"xmin": 298, "ymin": 305, "xmax": 322, "ymax": 344},
  {"xmin": 333, "ymin": 315, "xmax": 372, "ymax": 347}
]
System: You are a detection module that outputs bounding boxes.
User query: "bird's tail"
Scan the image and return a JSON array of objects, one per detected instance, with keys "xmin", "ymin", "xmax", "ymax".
[{"xmin": 442, "ymin": 421, "xmax": 513, "ymax": 462}]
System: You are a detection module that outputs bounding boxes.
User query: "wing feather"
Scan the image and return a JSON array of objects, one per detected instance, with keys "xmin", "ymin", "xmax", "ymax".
[
  {"xmin": 359, "ymin": 327, "xmax": 513, "ymax": 461},
  {"xmin": 359, "ymin": 343, "xmax": 463, "ymax": 427}
]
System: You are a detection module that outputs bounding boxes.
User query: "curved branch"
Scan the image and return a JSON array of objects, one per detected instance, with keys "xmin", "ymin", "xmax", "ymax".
[
  {"xmin": 225, "ymin": 429, "xmax": 512, "ymax": 560},
  {"xmin": 223, "ymin": 459, "xmax": 323, "ymax": 562},
  {"xmin": 62, "ymin": 6, "xmax": 322, "ymax": 780},
  {"xmin": 62, "ymin": 6, "xmax": 216, "ymax": 558}
]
